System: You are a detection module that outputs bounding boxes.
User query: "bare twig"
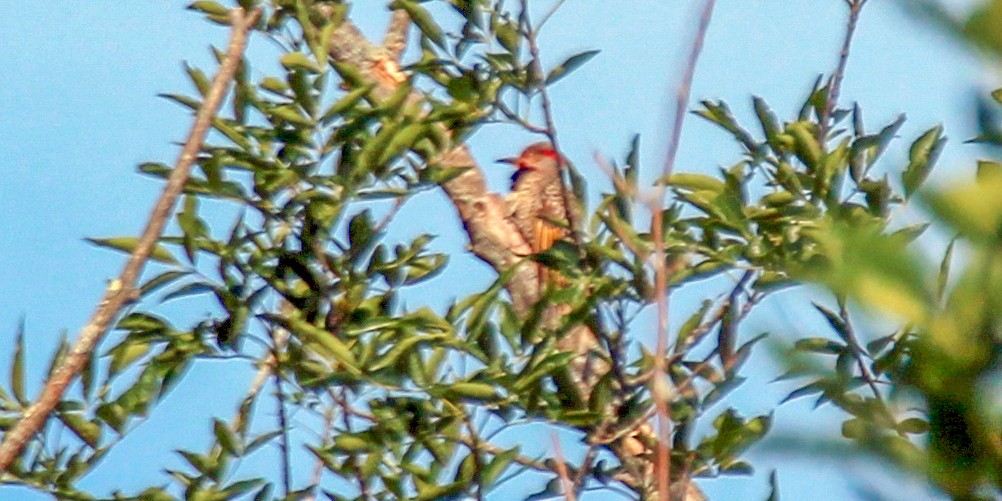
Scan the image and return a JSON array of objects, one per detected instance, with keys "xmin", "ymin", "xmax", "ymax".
[
  {"xmin": 537, "ymin": 0, "xmax": 568, "ymax": 30},
  {"xmin": 333, "ymin": 389, "xmax": 371, "ymax": 498},
  {"xmin": 837, "ymin": 299, "xmax": 885, "ymax": 402},
  {"xmin": 551, "ymin": 432, "xmax": 577, "ymax": 501},
  {"xmin": 273, "ymin": 350, "xmax": 292, "ymax": 495},
  {"xmin": 304, "ymin": 397, "xmax": 335, "ymax": 501},
  {"xmin": 660, "ymin": 0, "xmax": 716, "ymax": 180},
  {"xmin": 0, "ymin": 7, "xmax": 261, "ymax": 473},
  {"xmin": 651, "ymin": 2, "xmax": 716, "ymax": 498},
  {"xmin": 463, "ymin": 412, "xmax": 487, "ymax": 501},
  {"xmin": 819, "ymin": 0, "xmax": 867, "ymax": 140}
]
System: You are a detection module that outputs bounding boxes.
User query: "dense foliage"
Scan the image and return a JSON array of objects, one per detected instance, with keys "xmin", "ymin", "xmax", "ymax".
[{"xmin": 1, "ymin": 1, "xmax": 1001, "ymax": 500}]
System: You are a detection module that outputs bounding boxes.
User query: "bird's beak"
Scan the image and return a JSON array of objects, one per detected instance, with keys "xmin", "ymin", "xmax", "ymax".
[{"xmin": 496, "ymin": 157, "xmax": 518, "ymax": 166}]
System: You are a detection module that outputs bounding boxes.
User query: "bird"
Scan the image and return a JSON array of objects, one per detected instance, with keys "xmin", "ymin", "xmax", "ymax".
[{"xmin": 497, "ymin": 142, "xmax": 576, "ymax": 288}]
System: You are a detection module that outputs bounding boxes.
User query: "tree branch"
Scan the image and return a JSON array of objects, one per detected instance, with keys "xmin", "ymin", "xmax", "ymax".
[
  {"xmin": 322, "ymin": 11, "xmax": 539, "ymax": 314},
  {"xmin": 0, "ymin": 7, "xmax": 261, "ymax": 473},
  {"xmin": 819, "ymin": 0, "xmax": 867, "ymax": 140},
  {"xmin": 383, "ymin": 8, "xmax": 411, "ymax": 62},
  {"xmin": 651, "ymin": 1, "xmax": 716, "ymax": 498}
]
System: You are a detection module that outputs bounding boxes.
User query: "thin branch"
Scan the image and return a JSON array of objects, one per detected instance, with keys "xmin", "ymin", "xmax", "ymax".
[
  {"xmin": 304, "ymin": 395, "xmax": 334, "ymax": 501},
  {"xmin": 0, "ymin": 7, "xmax": 261, "ymax": 473},
  {"xmin": 272, "ymin": 339, "xmax": 292, "ymax": 496},
  {"xmin": 837, "ymin": 299, "xmax": 885, "ymax": 403},
  {"xmin": 536, "ymin": 0, "xmax": 568, "ymax": 30},
  {"xmin": 456, "ymin": 434, "xmax": 551, "ymax": 472},
  {"xmin": 551, "ymin": 432, "xmax": 577, "ymax": 501},
  {"xmin": 651, "ymin": 2, "xmax": 715, "ymax": 498},
  {"xmin": 819, "ymin": 0, "xmax": 867, "ymax": 140},
  {"xmin": 660, "ymin": 0, "xmax": 715, "ymax": 180},
  {"xmin": 462, "ymin": 411, "xmax": 487, "ymax": 501},
  {"xmin": 333, "ymin": 389, "xmax": 371, "ymax": 499}
]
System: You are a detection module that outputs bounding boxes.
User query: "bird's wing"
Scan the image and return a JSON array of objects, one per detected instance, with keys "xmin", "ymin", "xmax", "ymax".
[{"xmin": 533, "ymin": 218, "xmax": 566, "ymax": 253}]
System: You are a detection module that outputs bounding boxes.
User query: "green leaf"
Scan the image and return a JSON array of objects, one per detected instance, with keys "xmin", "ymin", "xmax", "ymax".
[
  {"xmin": 348, "ymin": 209, "xmax": 375, "ymax": 252},
  {"xmin": 495, "ymin": 18, "xmax": 520, "ymax": 54},
  {"xmin": 897, "ymin": 417, "xmax": 929, "ymax": 434},
  {"xmin": 695, "ymin": 100, "xmax": 757, "ymax": 152},
  {"xmin": 889, "ymin": 223, "xmax": 931, "ymax": 244},
  {"xmin": 158, "ymin": 93, "xmax": 202, "ymax": 111},
  {"xmin": 754, "ymin": 96, "xmax": 781, "ymax": 150},
  {"xmin": 178, "ymin": 449, "xmax": 217, "ymax": 477},
  {"xmin": 661, "ymin": 172, "xmax": 726, "ymax": 192},
  {"xmin": 161, "ymin": 282, "xmax": 217, "ymax": 303},
  {"xmin": 937, "ymin": 238, "xmax": 956, "ymax": 302},
  {"xmin": 780, "ymin": 380, "xmax": 825, "ymax": 404},
  {"xmin": 86, "ymin": 237, "xmax": 179, "ymax": 265},
  {"xmin": 720, "ymin": 460, "xmax": 754, "ymax": 476},
  {"xmin": 392, "ymin": 0, "xmax": 446, "ymax": 49},
  {"xmin": 96, "ymin": 402, "xmax": 127, "ymax": 433},
  {"xmin": 11, "ymin": 320, "xmax": 26, "ymax": 404},
  {"xmin": 333, "ymin": 433, "xmax": 377, "ymax": 453},
  {"xmin": 214, "ymin": 418, "xmax": 242, "ymax": 456},
  {"xmin": 264, "ymin": 315, "xmax": 360, "ymax": 373},
  {"xmin": 794, "ymin": 337, "xmax": 844, "ymax": 355},
  {"xmin": 108, "ymin": 340, "xmax": 151, "ymax": 376},
  {"xmin": 786, "ymin": 121, "xmax": 822, "ymax": 169},
  {"xmin": 437, "ymin": 382, "xmax": 499, "ymax": 401},
  {"xmin": 676, "ymin": 300, "xmax": 712, "ymax": 345},
  {"xmin": 321, "ymin": 84, "xmax": 375, "ymax": 125},
  {"xmin": 378, "ymin": 122, "xmax": 427, "ymax": 167},
  {"xmin": 545, "ymin": 50, "xmax": 600, "ymax": 85},
  {"xmin": 766, "ymin": 470, "xmax": 779, "ymax": 501},
  {"xmin": 481, "ymin": 447, "xmax": 519, "ymax": 486},
  {"xmin": 221, "ymin": 479, "xmax": 266, "ymax": 498},
  {"xmin": 59, "ymin": 412, "xmax": 102, "ymax": 448},
  {"xmin": 926, "ymin": 174, "xmax": 1002, "ymax": 242},
  {"xmin": 187, "ymin": 1, "xmax": 229, "ymax": 17},
  {"xmin": 116, "ymin": 312, "xmax": 169, "ymax": 334},
  {"xmin": 902, "ymin": 124, "xmax": 946, "ymax": 198},
  {"xmin": 139, "ymin": 270, "xmax": 192, "ymax": 298},
  {"xmin": 280, "ymin": 52, "xmax": 321, "ymax": 73},
  {"xmin": 184, "ymin": 62, "xmax": 211, "ymax": 97}
]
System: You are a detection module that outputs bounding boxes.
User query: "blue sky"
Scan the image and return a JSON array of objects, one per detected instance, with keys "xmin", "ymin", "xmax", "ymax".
[{"xmin": 0, "ymin": 1, "xmax": 989, "ymax": 499}]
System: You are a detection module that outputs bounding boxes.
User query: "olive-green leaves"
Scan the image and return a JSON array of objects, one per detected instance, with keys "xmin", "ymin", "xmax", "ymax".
[
  {"xmin": 86, "ymin": 237, "xmax": 179, "ymax": 265},
  {"xmin": 545, "ymin": 50, "xmax": 600, "ymax": 86}
]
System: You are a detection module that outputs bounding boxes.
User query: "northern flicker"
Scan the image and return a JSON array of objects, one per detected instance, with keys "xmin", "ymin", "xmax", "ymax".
[{"xmin": 498, "ymin": 142, "xmax": 574, "ymax": 287}]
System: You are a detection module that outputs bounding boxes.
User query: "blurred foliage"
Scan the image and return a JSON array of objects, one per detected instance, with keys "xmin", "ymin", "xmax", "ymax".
[{"xmin": 1, "ymin": 1, "xmax": 1000, "ymax": 500}]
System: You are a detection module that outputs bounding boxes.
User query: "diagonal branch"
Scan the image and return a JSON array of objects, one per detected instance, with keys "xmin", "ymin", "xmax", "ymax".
[
  {"xmin": 383, "ymin": 8, "xmax": 411, "ymax": 62},
  {"xmin": 323, "ymin": 12, "xmax": 539, "ymax": 314},
  {"xmin": 0, "ymin": 7, "xmax": 262, "ymax": 473}
]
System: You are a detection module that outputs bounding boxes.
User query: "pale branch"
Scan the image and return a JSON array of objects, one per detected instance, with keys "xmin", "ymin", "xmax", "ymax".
[
  {"xmin": 321, "ymin": 10, "xmax": 539, "ymax": 314},
  {"xmin": 660, "ymin": 0, "xmax": 716, "ymax": 181},
  {"xmin": 383, "ymin": 8, "xmax": 411, "ymax": 62},
  {"xmin": 0, "ymin": 7, "xmax": 262, "ymax": 474},
  {"xmin": 551, "ymin": 433, "xmax": 578, "ymax": 501},
  {"xmin": 651, "ymin": 2, "xmax": 717, "ymax": 498}
]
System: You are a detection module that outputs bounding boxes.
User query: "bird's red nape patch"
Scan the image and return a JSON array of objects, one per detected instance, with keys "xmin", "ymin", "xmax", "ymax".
[
  {"xmin": 516, "ymin": 145, "xmax": 559, "ymax": 169},
  {"xmin": 537, "ymin": 147, "xmax": 558, "ymax": 158}
]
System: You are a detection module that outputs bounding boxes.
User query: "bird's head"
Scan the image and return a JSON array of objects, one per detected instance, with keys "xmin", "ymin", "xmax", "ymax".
[{"xmin": 497, "ymin": 142, "xmax": 561, "ymax": 173}]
